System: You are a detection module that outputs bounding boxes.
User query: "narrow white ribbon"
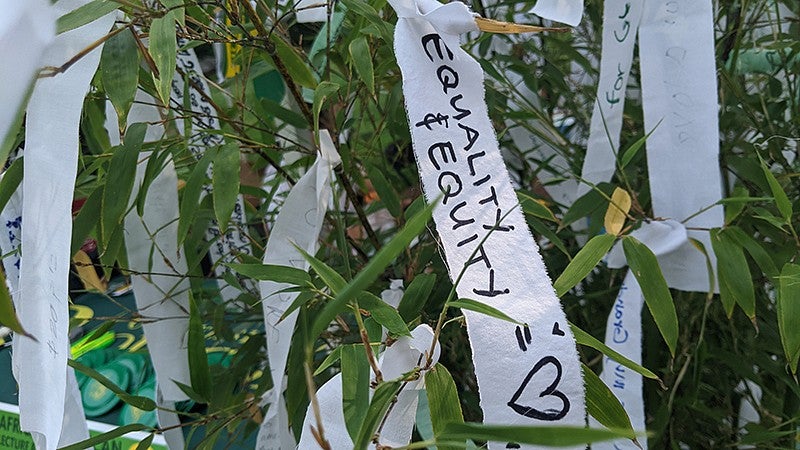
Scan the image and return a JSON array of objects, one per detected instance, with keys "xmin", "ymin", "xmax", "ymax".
[
  {"xmin": 256, "ymin": 130, "xmax": 341, "ymax": 449},
  {"xmin": 297, "ymin": 325, "xmax": 441, "ymax": 448},
  {"xmin": 530, "ymin": 0, "xmax": 584, "ymax": 26},
  {"xmin": 171, "ymin": 39, "xmax": 257, "ymax": 304},
  {"xmin": 591, "ymin": 219, "xmax": 688, "ymax": 450},
  {"xmin": 0, "ymin": 0, "xmax": 54, "ymax": 143},
  {"xmin": 108, "ymin": 93, "xmax": 190, "ymax": 449},
  {"xmin": 390, "ymin": 0, "xmax": 585, "ymax": 447},
  {"xmin": 13, "ymin": 1, "xmax": 113, "ymax": 448}
]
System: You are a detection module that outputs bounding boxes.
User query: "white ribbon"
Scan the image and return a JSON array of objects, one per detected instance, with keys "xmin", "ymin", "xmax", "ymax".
[
  {"xmin": 108, "ymin": 93, "xmax": 189, "ymax": 449},
  {"xmin": 171, "ymin": 39, "xmax": 257, "ymax": 304},
  {"xmin": 0, "ymin": 0, "xmax": 54, "ymax": 144},
  {"xmin": 297, "ymin": 325, "xmax": 441, "ymax": 448},
  {"xmin": 390, "ymin": 0, "xmax": 585, "ymax": 447},
  {"xmin": 530, "ymin": 0, "xmax": 584, "ymax": 26},
  {"xmin": 13, "ymin": 1, "xmax": 113, "ymax": 448},
  {"xmin": 256, "ymin": 130, "xmax": 341, "ymax": 449}
]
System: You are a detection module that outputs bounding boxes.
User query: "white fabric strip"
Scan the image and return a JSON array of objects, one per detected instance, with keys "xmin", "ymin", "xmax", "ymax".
[
  {"xmin": 389, "ymin": 0, "xmax": 585, "ymax": 447},
  {"xmin": 171, "ymin": 40, "xmax": 256, "ymax": 303},
  {"xmin": 109, "ymin": 93, "xmax": 190, "ymax": 449},
  {"xmin": 637, "ymin": 0, "xmax": 723, "ymax": 292},
  {"xmin": 0, "ymin": 0, "xmax": 54, "ymax": 144},
  {"xmin": 297, "ymin": 325, "xmax": 440, "ymax": 448},
  {"xmin": 577, "ymin": 0, "xmax": 643, "ymax": 199},
  {"xmin": 256, "ymin": 130, "xmax": 340, "ymax": 449},
  {"xmin": 14, "ymin": 2, "xmax": 113, "ymax": 448},
  {"xmin": 530, "ymin": 0, "xmax": 584, "ymax": 26}
]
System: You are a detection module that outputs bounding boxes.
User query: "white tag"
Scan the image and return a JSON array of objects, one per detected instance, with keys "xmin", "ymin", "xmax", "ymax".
[
  {"xmin": 256, "ymin": 131, "xmax": 341, "ymax": 449},
  {"xmin": 578, "ymin": 0, "xmax": 643, "ymax": 199},
  {"xmin": 14, "ymin": 1, "xmax": 113, "ymax": 448},
  {"xmin": 0, "ymin": 0, "xmax": 54, "ymax": 143},
  {"xmin": 295, "ymin": 0, "xmax": 328, "ymax": 23},
  {"xmin": 390, "ymin": 0, "xmax": 586, "ymax": 447},
  {"xmin": 530, "ymin": 0, "xmax": 584, "ymax": 26},
  {"xmin": 638, "ymin": 0, "xmax": 723, "ymax": 292},
  {"xmin": 171, "ymin": 40, "xmax": 257, "ymax": 304}
]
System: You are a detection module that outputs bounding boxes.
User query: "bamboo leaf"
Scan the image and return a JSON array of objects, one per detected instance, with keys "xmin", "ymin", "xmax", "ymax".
[
  {"xmin": 177, "ymin": 150, "xmax": 213, "ymax": 245},
  {"xmin": 189, "ymin": 295, "xmax": 212, "ymax": 401},
  {"xmin": 570, "ymin": 323, "xmax": 659, "ymax": 380},
  {"xmin": 313, "ymin": 81, "xmax": 340, "ymax": 136},
  {"xmin": 269, "ymin": 34, "xmax": 318, "ymax": 90},
  {"xmin": 101, "ymin": 123, "xmax": 145, "ymax": 244},
  {"xmin": 149, "ymin": 10, "xmax": 178, "ymax": 104},
  {"xmin": 553, "ymin": 234, "xmax": 616, "ymax": 297},
  {"xmin": 359, "ymin": 293, "xmax": 411, "ymax": 336},
  {"xmin": 448, "ymin": 298, "xmax": 522, "ymax": 325},
  {"xmin": 59, "ymin": 424, "xmax": 150, "ymax": 450},
  {"xmin": 622, "ymin": 236, "xmax": 678, "ymax": 356},
  {"xmin": 68, "ymin": 359, "xmax": 156, "ymax": 410},
  {"xmin": 777, "ymin": 263, "xmax": 800, "ymax": 373},
  {"xmin": 426, "ymin": 364, "xmax": 464, "ymax": 450},
  {"xmin": 518, "ymin": 191, "xmax": 558, "ymax": 223},
  {"xmin": 759, "ymin": 157, "xmax": 792, "ymax": 222},
  {"xmin": 603, "ymin": 187, "xmax": 631, "ymax": 236},
  {"xmin": 57, "ymin": 0, "xmax": 119, "ymax": 34},
  {"xmin": 710, "ymin": 228, "xmax": 756, "ymax": 320},
  {"xmin": 101, "ymin": 28, "xmax": 139, "ymax": 126},
  {"xmin": 0, "ymin": 270, "xmax": 32, "ymax": 339},
  {"xmin": 212, "ymin": 142, "xmax": 241, "ymax": 231},
  {"xmin": 353, "ymin": 381, "xmax": 401, "ymax": 450},
  {"xmin": 341, "ymin": 344, "xmax": 371, "ymax": 440},
  {"xmin": 349, "ymin": 37, "xmax": 375, "ymax": 95},
  {"xmin": 228, "ymin": 263, "xmax": 310, "ymax": 286},
  {"xmin": 583, "ymin": 364, "xmax": 636, "ymax": 439},
  {"xmin": 0, "ymin": 157, "xmax": 22, "ymax": 213},
  {"xmin": 398, "ymin": 273, "xmax": 436, "ymax": 322}
]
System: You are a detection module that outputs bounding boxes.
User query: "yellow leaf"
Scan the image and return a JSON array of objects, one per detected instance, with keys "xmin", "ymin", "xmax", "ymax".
[{"xmin": 604, "ymin": 187, "xmax": 632, "ymax": 236}]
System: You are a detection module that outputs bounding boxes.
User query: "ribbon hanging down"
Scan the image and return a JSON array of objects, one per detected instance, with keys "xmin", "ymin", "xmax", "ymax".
[
  {"xmin": 171, "ymin": 39, "xmax": 257, "ymax": 304},
  {"xmin": 530, "ymin": 0, "xmax": 585, "ymax": 27},
  {"xmin": 256, "ymin": 131, "xmax": 341, "ymax": 450},
  {"xmin": 0, "ymin": 0, "xmax": 54, "ymax": 144},
  {"xmin": 389, "ymin": 0, "xmax": 585, "ymax": 447},
  {"xmin": 13, "ymin": 1, "xmax": 114, "ymax": 448},
  {"xmin": 107, "ymin": 92, "xmax": 190, "ymax": 450}
]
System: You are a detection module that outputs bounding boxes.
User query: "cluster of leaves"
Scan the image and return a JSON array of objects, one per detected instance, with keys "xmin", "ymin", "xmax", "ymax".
[{"xmin": 0, "ymin": 0, "xmax": 798, "ymax": 448}]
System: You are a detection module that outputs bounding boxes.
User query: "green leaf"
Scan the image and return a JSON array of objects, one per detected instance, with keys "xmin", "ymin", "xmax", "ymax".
[
  {"xmin": 553, "ymin": 234, "xmax": 616, "ymax": 297},
  {"xmin": 136, "ymin": 434, "xmax": 155, "ymax": 450},
  {"xmin": 561, "ymin": 183, "xmax": 613, "ymax": 230},
  {"xmin": 619, "ymin": 120, "xmax": 659, "ymax": 169},
  {"xmin": 212, "ymin": 142, "xmax": 241, "ymax": 230},
  {"xmin": 149, "ymin": 10, "xmax": 178, "ymax": 104},
  {"xmin": 622, "ymin": 236, "xmax": 678, "ymax": 356},
  {"xmin": 68, "ymin": 359, "xmax": 156, "ymax": 411},
  {"xmin": 724, "ymin": 226, "xmax": 779, "ymax": 279},
  {"xmin": 341, "ymin": 344, "xmax": 371, "ymax": 440},
  {"xmin": 269, "ymin": 34, "xmax": 318, "ymax": 90},
  {"xmin": 710, "ymin": 228, "xmax": 756, "ymax": 320},
  {"xmin": 359, "ymin": 293, "xmax": 411, "ymax": 336},
  {"xmin": 777, "ymin": 263, "xmax": 800, "ymax": 373},
  {"xmin": 259, "ymin": 98, "xmax": 309, "ymax": 129},
  {"xmin": 57, "ymin": 0, "xmax": 119, "ymax": 34},
  {"xmin": 0, "ymin": 270, "xmax": 32, "ymax": 339},
  {"xmin": 366, "ymin": 164, "xmax": 401, "ymax": 218},
  {"xmin": 353, "ymin": 381, "xmax": 401, "ymax": 450},
  {"xmin": 59, "ymin": 424, "xmax": 150, "ymax": 450},
  {"xmin": 0, "ymin": 157, "xmax": 22, "ymax": 213},
  {"xmin": 448, "ymin": 298, "xmax": 522, "ymax": 325},
  {"xmin": 349, "ymin": 37, "xmax": 375, "ymax": 95},
  {"xmin": 438, "ymin": 423, "xmax": 631, "ymax": 447},
  {"xmin": 177, "ymin": 150, "xmax": 213, "ymax": 245},
  {"xmin": 583, "ymin": 364, "xmax": 636, "ymax": 439},
  {"xmin": 189, "ymin": 295, "xmax": 212, "ymax": 401},
  {"xmin": 570, "ymin": 323, "xmax": 659, "ymax": 380},
  {"xmin": 518, "ymin": 191, "xmax": 558, "ymax": 222},
  {"xmin": 398, "ymin": 273, "xmax": 436, "ymax": 322},
  {"xmin": 309, "ymin": 199, "xmax": 435, "ymax": 339},
  {"xmin": 228, "ymin": 263, "xmax": 310, "ymax": 286},
  {"xmin": 101, "ymin": 28, "xmax": 140, "ymax": 126},
  {"xmin": 426, "ymin": 364, "xmax": 464, "ymax": 450},
  {"xmin": 313, "ymin": 346, "xmax": 342, "ymax": 376},
  {"xmin": 102, "ymin": 124, "xmax": 146, "ymax": 244},
  {"xmin": 759, "ymin": 157, "xmax": 792, "ymax": 222},
  {"xmin": 313, "ymin": 81, "xmax": 340, "ymax": 136}
]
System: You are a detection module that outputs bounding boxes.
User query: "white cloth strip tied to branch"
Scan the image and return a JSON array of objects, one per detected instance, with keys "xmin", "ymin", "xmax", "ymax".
[
  {"xmin": 171, "ymin": 38, "xmax": 257, "ymax": 304},
  {"xmin": 13, "ymin": 1, "xmax": 114, "ymax": 448},
  {"xmin": 579, "ymin": 0, "xmax": 723, "ymax": 444},
  {"xmin": 389, "ymin": 0, "xmax": 585, "ymax": 448},
  {"xmin": 108, "ymin": 92, "xmax": 189, "ymax": 450},
  {"xmin": 0, "ymin": 0, "xmax": 54, "ymax": 144},
  {"xmin": 530, "ymin": 0, "xmax": 585, "ymax": 27},
  {"xmin": 256, "ymin": 130, "xmax": 341, "ymax": 450},
  {"xmin": 297, "ymin": 324, "xmax": 441, "ymax": 448}
]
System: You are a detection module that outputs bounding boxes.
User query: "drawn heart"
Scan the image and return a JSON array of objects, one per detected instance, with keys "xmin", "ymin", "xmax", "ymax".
[{"xmin": 507, "ymin": 355, "xmax": 570, "ymax": 421}]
